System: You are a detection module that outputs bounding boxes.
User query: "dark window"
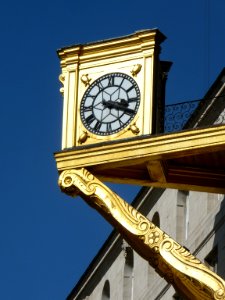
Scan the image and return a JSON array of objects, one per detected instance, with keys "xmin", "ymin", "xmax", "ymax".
[
  {"xmin": 152, "ymin": 211, "xmax": 160, "ymax": 227},
  {"xmin": 102, "ymin": 280, "xmax": 110, "ymax": 300}
]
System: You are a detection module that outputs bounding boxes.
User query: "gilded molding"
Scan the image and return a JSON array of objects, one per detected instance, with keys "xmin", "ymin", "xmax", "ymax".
[
  {"xmin": 59, "ymin": 168, "xmax": 225, "ymax": 300},
  {"xmin": 54, "ymin": 124, "xmax": 225, "ymax": 194},
  {"xmin": 57, "ymin": 30, "xmax": 164, "ymax": 67}
]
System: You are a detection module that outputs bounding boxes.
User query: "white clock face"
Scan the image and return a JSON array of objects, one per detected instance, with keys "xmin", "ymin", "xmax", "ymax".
[{"xmin": 80, "ymin": 72, "xmax": 141, "ymax": 136}]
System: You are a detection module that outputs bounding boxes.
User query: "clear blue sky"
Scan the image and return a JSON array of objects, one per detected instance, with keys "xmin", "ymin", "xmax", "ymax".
[{"xmin": 1, "ymin": 1, "xmax": 225, "ymax": 299}]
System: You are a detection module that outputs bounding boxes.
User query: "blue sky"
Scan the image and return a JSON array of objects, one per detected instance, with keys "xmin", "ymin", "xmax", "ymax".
[{"xmin": 1, "ymin": 0, "xmax": 225, "ymax": 299}]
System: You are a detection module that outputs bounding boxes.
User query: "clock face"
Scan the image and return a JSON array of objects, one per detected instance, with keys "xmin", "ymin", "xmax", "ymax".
[{"xmin": 80, "ymin": 72, "xmax": 141, "ymax": 136}]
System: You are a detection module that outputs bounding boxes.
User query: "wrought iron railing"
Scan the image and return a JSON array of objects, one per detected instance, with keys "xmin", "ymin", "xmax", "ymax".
[{"xmin": 164, "ymin": 100, "xmax": 201, "ymax": 133}]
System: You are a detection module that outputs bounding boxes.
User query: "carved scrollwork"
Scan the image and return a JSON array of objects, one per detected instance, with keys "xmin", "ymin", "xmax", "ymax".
[
  {"xmin": 58, "ymin": 168, "xmax": 225, "ymax": 299},
  {"xmin": 160, "ymin": 238, "xmax": 225, "ymax": 299},
  {"xmin": 215, "ymin": 288, "xmax": 225, "ymax": 300},
  {"xmin": 59, "ymin": 168, "xmax": 151, "ymax": 236},
  {"xmin": 59, "ymin": 73, "xmax": 65, "ymax": 95}
]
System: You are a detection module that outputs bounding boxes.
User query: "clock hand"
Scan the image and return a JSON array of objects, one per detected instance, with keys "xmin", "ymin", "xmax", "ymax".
[
  {"xmin": 102, "ymin": 100, "xmax": 135, "ymax": 114},
  {"xmin": 119, "ymin": 99, "xmax": 129, "ymax": 107}
]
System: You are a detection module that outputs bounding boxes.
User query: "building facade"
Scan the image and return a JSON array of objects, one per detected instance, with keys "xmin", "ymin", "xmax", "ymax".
[{"xmin": 67, "ymin": 69, "xmax": 225, "ymax": 300}]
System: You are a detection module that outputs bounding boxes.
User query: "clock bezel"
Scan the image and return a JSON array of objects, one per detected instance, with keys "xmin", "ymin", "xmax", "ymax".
[{"xmin": 80, "ymin": 72, "xmax": 141, "ymax": 137}]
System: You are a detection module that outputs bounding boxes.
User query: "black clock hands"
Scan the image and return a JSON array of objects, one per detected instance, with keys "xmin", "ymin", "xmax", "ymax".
[{"xmin": 102, "ymin": 99, "xmax": 135, "ymax": 114}]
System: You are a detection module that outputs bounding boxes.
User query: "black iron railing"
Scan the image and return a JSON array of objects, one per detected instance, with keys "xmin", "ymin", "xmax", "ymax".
[{"xmin": 164, "ymin": 100, "xmax": 201, "ymax": 133}]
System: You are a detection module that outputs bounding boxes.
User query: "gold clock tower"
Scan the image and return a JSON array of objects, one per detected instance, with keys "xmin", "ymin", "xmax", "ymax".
[
  {"xmin": 58, "ymin": 29, "xmax": 169, "ymax": 149},
  {"xmin": 55, "ymin": 30, "xmax": 225, "ymax": 299}
]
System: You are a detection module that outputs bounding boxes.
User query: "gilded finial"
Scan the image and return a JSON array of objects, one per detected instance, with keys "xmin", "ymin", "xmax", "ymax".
[
  {"xmin": 131, "ymin": 64, "xmax": 142, "ymax": 76},
  {"xmin": 81, "ymin": 74, "xmax": 92, "ymax": 86},
  {"xmin": 78, "ymin": 131, "xmax": 89, "ymax": 144},
  {"xmin": 129, "ymin": 123, "xmax": 140, "ymax": 135}
]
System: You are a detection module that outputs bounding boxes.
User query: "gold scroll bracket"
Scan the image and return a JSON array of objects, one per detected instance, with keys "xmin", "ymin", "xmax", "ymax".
[{"xmin": 58, "ymin": 168, "xmax": 225, "ymax": 300}]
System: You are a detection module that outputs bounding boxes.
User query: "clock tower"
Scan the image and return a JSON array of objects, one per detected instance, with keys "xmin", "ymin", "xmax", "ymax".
[
  {"xmin": 58, "ymin": 29, "xmax": 170, "ymax": 149},
  {"xmin": 56, "ymin": 31, "xmax": 225, "ymax": 300}
]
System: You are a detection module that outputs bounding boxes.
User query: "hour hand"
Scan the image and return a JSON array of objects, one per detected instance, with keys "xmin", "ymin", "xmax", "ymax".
[{"xmin": 102, "ymin": 100, "xmax": 135, "ymax": 114}]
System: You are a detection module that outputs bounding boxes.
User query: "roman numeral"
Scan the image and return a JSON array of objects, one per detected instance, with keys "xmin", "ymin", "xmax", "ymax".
[
  {"xmin": 119, "ymin": 78, "xmax": 125, "ymax": 87},
  {"xmin": 106, "ymin": 123, "xmax": 112, "ymax": 132},
  {"xmin": 119, "ymin": 119, "xmax": 124, "ymax": 127},
  {"xmin": 86, "ymin": 114, "xmax": 95, "ymax": 125},
  {"xmin": 96, "ymin": 81, "xmax": 104, "ymax": 90},
  {"xmin": 126, "ymin": 86, "xmax": 134, "ymax": 93},
  {"xmin": 94, "ymin": 121, "xmax": 102, "ymax": 131},
  {"xmin": 83, "ymin": 106, "xmax": 92, "ymax": 112},
  {"xmin": 125, "ymin": 111, "xmax": 134, "ymax": 116},
  {"xmin": 108, "ymin": 76, "xmax": 115, "ymax": 86}
]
